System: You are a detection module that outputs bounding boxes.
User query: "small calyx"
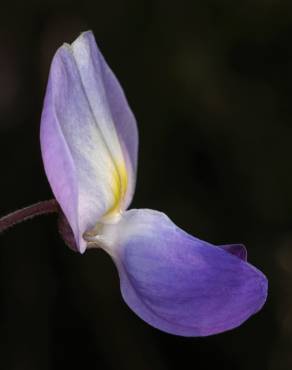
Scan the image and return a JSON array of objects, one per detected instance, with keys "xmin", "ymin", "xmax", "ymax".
[{"xmin": 57, "ymin": 211, "xmax": 78, "ymax": 251}]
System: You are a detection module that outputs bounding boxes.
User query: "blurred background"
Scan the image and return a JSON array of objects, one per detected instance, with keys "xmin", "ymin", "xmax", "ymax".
[{"xmin": 0, "ymin": 0, "xmax": 291, "ymax": 369}]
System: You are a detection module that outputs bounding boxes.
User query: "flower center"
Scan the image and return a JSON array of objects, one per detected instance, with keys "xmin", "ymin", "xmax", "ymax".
[{"xmin": 83, "ymin": 219, "xmax": 121, "ymax": 256}]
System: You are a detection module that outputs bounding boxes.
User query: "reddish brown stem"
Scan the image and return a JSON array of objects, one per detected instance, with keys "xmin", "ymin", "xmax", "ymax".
[{"xmin": 0, "ymin": 199, "xmax": 59, "ymax": 233}]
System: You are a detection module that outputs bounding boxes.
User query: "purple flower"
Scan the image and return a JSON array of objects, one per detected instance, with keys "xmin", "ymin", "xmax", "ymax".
[{"xmin": 40, "ymin": 31, "xmax": 267, "ymax": 336}]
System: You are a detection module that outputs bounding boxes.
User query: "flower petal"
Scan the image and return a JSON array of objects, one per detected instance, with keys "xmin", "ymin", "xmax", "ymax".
[
  {"xmin": 106, "ymin": 209, "xmax": 267, "ymax": 336},
  {"xmin": 40, "ymin": 31, "xmax": 138, "ymax": 252},
  {"xmin": 70, "ymin": 32, "xmax": 138, "ymax": 208}
]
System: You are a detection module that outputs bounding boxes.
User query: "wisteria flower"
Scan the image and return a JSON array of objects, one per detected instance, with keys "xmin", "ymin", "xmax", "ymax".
[{"xmin": 2, "ymin": 31, "xmax": 267, "ymax": 337}]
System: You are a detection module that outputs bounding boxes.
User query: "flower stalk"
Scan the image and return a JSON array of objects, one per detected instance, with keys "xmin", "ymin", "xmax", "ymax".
[{"xmin": 0, "ymin": 199, "xmax": 59, "ymax": 233}]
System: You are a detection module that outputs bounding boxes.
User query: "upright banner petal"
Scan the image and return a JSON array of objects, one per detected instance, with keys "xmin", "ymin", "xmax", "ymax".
[{"xmin": 40, "ymin": 32, "xmax": 138, "ymax": 252}]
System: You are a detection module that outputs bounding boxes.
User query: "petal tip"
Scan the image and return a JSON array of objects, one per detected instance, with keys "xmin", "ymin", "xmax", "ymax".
[{"xmin": 221, "ymin": 243, "xmax": 248, "ymax": 261}]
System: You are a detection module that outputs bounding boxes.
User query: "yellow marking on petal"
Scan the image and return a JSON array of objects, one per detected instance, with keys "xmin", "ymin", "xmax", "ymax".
[{"xmin": 103, "ymin": 159, "xmax": 128, "ymax": 219}]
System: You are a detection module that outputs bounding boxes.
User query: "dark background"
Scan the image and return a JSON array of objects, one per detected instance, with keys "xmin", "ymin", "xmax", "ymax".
[{"xmin": 0, "ymin": 1, "xmax": 291, "ymax": 369}]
